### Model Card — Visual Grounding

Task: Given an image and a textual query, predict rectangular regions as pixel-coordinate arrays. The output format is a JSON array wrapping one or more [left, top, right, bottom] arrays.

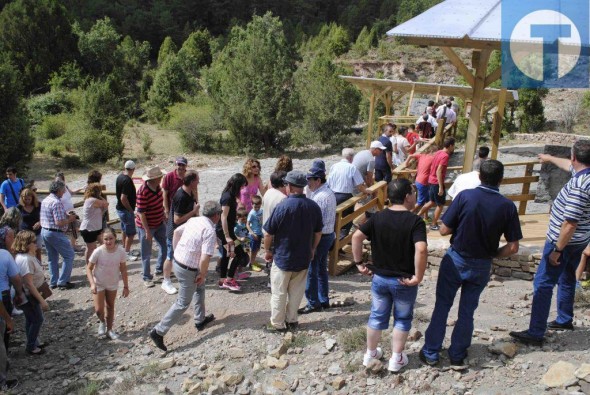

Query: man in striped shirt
[[136, 166, 168, 288], [149, 201, 220, 352], [511, 140, 590, 346]]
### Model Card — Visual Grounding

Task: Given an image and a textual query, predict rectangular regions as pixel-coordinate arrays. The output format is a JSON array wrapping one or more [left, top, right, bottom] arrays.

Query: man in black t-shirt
[[352, 179, 427, 373], [161, 171, 200, 295], [115, 160, 137, 257]]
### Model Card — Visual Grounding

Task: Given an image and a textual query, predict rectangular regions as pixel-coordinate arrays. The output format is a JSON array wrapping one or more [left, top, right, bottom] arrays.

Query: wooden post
[[435, 118, 445, 147], [384, 93, 392, 116], [435, 85, 441, 103], [519, 163, 534, 215], [406, 84, 416, 116], [491, 88, 507, 160], [367, 91, 376, 148], [462, 49, 491, 172]]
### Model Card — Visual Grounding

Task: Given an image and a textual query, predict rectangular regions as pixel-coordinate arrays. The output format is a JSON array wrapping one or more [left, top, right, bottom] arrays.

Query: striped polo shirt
[[135, 183, 165, 229], [547, 167, 590, 245]]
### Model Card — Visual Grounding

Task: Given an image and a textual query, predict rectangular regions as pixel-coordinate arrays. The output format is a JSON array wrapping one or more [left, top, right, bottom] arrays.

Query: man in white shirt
[[328, 148, 371, 239], [391, 127, 411, 165], [436, 100, 457, 126], [149, 201, 221, 352], [447, 159, 486, 200]]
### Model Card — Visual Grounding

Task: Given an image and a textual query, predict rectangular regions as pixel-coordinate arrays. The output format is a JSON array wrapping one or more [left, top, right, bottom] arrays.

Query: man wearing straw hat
[[136, 166, 168, 288]]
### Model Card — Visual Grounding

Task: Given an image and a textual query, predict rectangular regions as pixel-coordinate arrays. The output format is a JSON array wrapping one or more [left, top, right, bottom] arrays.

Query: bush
[[27, 90, 73, 126], [168, 102, 217, 152], [38, 114, 69, 139], [61, 154, 83, 168], [44, 139, 64, 158], [77, 129, 123, 163]]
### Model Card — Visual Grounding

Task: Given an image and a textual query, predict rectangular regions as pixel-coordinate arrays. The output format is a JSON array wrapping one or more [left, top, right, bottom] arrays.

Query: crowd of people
[[0, 119, 587, 388]]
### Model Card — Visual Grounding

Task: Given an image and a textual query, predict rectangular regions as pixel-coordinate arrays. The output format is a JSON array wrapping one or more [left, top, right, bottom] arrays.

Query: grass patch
[[77, 380, 103, 395], [140, 361, 161, 378], [338, 326, 366, 353], [289, 333, 312, 349]]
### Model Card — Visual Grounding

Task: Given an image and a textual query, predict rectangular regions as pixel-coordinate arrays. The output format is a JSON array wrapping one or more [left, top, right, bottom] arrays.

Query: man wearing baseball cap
[[263, 170, 323, 332], [163, 157, 189, 217], [115, 160, 137, 259], [352, 141, 386, 225]]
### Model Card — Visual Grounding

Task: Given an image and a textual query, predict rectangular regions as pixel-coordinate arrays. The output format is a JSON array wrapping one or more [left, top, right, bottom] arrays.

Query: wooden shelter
[[340, 76, 517, 161], [383, 0, 512, 171]]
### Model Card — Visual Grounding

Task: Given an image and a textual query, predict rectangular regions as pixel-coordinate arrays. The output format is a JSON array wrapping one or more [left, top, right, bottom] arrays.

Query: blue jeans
[[116, 210, 136, 236], [368, 274, 418, 331], [422, 247, 491, 362], [138, 223, 167, 281], [305, 232, 335, 308], [20, 298, 44, 352], [528, 241, 585, 338], [41, 229, 74, 286], [166, 237, 174, 261]]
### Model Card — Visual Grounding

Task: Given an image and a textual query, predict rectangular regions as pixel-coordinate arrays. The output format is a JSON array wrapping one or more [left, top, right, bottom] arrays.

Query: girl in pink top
[[239, 158, 266, 211], [86, 228, 129, 340]]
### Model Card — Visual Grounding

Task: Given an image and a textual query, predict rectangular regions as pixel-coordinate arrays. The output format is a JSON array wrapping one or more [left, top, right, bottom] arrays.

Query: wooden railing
[[395, 160, 539, 214], [36, 190, 120, 225], [328, 180, 388, 275]]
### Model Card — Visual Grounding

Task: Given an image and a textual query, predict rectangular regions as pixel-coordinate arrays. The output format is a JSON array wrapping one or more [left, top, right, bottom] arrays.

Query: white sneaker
[[11, 308, 23, 316], [388, 352, 409, 372], [98, 322, 107, 337], [161, 280, 178, 295], [363, 347, 384, 366], [107, 330, 119, 340], [126, 252, 138, 262]]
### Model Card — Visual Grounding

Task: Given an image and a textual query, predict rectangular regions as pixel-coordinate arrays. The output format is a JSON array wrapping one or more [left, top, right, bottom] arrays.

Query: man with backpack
[[0, 167, 25, 211]]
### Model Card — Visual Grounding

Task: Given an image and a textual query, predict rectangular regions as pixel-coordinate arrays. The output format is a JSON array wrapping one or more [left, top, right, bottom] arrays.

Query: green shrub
[[61, 154, 83, 168], [168, 102, 217, 152], [44, 139, 64, 158], [27, 91, 73, 126], [38, 114, 69, 139], [77, 130, 124, 163]]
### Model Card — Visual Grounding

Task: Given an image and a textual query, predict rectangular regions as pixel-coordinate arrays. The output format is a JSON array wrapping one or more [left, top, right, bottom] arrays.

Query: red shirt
[[162, 170, 184, 207], [135, 183, 165, 229], [414, 153, 435, 185], [427, 150, 450, 185], [406, 132, 420, 154]]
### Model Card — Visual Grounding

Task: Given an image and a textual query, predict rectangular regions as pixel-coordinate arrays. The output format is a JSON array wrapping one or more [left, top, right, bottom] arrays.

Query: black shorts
[[80, 229, 102, 243], [428, 184, 446, 206]]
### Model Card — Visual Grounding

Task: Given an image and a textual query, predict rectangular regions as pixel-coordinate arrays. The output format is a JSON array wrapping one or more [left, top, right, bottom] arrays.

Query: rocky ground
[[8, 246, 590, 395]]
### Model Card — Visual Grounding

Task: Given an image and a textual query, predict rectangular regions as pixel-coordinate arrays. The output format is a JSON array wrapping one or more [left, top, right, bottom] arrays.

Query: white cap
[[370, 141, 386, 150], [124, 160, 136, 170]]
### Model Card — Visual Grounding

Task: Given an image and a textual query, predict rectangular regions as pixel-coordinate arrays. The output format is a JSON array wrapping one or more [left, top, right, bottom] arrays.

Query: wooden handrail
[[328, 181, 388, 275]]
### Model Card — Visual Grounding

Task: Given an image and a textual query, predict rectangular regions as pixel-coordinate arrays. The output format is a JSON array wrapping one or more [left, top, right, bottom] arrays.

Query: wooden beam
[[491, 88, 507, 160], [367, 91, 376, 148], [484, 67, 502, 88], [440, 47, 475, 87], [391, 92, 406, 105], [406, 84, 416, 116], [394, 36, 501, 50], [435, 85, 441, 103], [463, 49, 492, 172]]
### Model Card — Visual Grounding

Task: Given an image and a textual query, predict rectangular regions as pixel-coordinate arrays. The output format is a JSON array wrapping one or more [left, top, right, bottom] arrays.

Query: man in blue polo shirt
[[0, 167, 25, 212], [263, 170, 323, 332], [511, 140, 590, 346], [420, 160, 522, 366]]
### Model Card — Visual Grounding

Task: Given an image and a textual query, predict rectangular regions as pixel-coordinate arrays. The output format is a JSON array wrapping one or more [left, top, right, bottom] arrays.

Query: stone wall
[[427, 248, 543, 281], [514, 132, 589, 146]]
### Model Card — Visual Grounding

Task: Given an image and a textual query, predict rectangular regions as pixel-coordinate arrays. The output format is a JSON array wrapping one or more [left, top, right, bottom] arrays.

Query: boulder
[[541, 361, 578, 388], [575, 363, 590, 381], [488, 342, 517, 358], [332, 377, 346, 390]]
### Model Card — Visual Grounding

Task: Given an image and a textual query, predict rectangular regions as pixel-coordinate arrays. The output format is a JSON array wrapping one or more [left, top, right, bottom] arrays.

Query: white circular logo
[[510, 10, 581, 81]]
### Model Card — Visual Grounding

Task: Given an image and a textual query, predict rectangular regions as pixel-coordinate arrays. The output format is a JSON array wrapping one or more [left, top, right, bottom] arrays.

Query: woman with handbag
[[80, 183, 109, 265], [13, 230, 48, 355]]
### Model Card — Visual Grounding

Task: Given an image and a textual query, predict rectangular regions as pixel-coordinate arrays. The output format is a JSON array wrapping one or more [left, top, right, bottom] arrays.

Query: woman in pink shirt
[[239, 158, 266, 211], [86, 228, 129, 340]]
